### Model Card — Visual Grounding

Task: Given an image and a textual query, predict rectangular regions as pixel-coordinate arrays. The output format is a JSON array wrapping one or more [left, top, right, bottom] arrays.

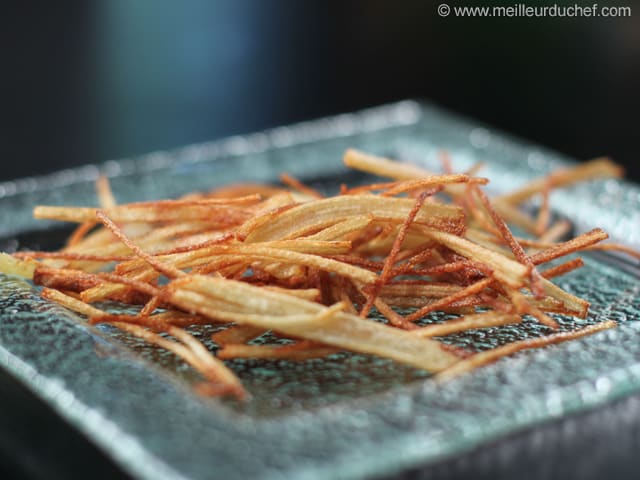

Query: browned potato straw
[[0, 148, 632, 399]]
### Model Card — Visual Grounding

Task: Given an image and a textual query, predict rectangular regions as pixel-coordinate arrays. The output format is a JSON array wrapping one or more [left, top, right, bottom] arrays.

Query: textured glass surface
[[0, 101, 639, 480]]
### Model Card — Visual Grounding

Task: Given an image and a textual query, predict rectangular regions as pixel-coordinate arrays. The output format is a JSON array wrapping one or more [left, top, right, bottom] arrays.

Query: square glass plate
[[1, 101, 639, 480]]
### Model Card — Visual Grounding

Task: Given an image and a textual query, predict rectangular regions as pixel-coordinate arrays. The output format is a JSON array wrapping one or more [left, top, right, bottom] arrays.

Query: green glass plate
[[0, 101, 639, 479]]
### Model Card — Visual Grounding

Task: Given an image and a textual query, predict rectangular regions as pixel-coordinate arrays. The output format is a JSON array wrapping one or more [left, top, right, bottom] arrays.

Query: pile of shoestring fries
[[1, 149, 637, 400]]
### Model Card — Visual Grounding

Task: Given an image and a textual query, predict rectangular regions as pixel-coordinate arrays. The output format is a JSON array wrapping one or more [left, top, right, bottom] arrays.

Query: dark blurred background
[[2, 0, 639, 182]]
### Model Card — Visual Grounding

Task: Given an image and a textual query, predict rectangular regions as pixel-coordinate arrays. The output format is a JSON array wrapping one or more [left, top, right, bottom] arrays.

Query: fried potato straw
[[1, 148, 634, 399]]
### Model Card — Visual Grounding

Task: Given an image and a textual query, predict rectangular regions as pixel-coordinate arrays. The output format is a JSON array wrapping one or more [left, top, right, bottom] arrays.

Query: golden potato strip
[[436, 320, 617, 381], [344, 149, 490, 208], [421, 228, 589, 317], [343, 149, 435, 180], [123, 194, 261, 207], [280, 173, 324, 199], [63, 226, 122, 261], [382, 175, 488, 196], [344, 174, 487, 196], [525, 295, 579, 314], [439, 150, 453, 173], [534, 179, 552, 235], [151, 241, 353, 270], [380, 283, 463, 298], [89, 311, 212, 328], [150, 232, 236, 257], [355, 227, 444, 256], [163, 245, 378, 284], [472, 185, 544, 297], [139, 295, 161, 316], [402, 259, 493, 278], [211, 325, 266, 345], [496, 157, 623, 205], [41, 287, 106, 317], [43, 288, 246, 398], [372, 298, 416, 330], [163, 290, 331, 325], [14, 251, 132, 262], [466, 227, 546, 251], [35, 265, 102, 292], [96, 175, 117, 208], [379, 296, 477, 311], [0, 253, 37, 279], [411, 312, 521, 337], [342, 149, 586, 238], [96, 210, 186, 279], [539, 220, 572, 243], [207, 183, 287, 198], [464, 228, 513, 255], [404, 277, 494, 322], [306, 216, 373, 241], [530, 228, 608, 264], [259, 240, 352, 255], [66, 221, 98, 247], [247, 192, 297, 214], [34, 204, 252, 224], [164, 276, 460, 372], [218, 341, 339, 361], [421, 228, 528, 288], [80, 239, 348, 303], [262, 286, 320, 301], [504, 288, 558, 329], [586, 243, 640, 260], [41, 265, 158, 304], [166, 326, 246, 399], [468, 226, 606, 257], [80, 270, 151, 304], [64, 222, 155, 254], [360, 191, 430, 318], [110, 321, 246, 399], [540, 258, 585, 279], [240, 195, 465, 242], [492, 201, 539, 235], [84, 241, 350, 297], [464, 162, 485, 176]]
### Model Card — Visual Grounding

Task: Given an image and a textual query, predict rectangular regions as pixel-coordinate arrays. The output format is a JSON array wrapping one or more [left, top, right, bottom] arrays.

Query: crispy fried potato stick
[[411, 312, 521, 338], [34, 201, 255, 224], [344, 174, 488, 196], [420, 228, 589, 317], [343, 149, 435, 180], [496, 158, 623, 205], [218, 341, 339, 361], [404, 277, 495, 323], [211, 325, 266, 346], [529, 228, 608, 264], [96, 210, 186, 279], [279, 173, 324, 199], [0, 253, 37, 279], [306, 216, 373, 241], [435, 320, 617, 381], [163, 276, 460, 372], [471, 185, 545, 298], [41, 288, 245, 399], [96, 175, 117, 209], [360, 191, 430, 318]]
